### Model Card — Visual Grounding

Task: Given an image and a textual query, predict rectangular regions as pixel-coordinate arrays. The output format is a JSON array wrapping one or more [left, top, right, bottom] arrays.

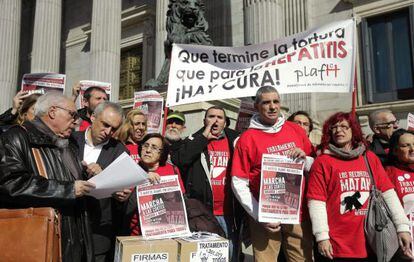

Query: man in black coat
[[74, 101, 129, 262], [72, 101, 129, 262], [0, 92, 96, 262], [171, 106, 241, 261], [368, 109, 399, 165]]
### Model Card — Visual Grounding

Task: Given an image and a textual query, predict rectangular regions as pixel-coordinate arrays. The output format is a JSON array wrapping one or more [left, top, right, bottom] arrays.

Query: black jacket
[[171, 127, 239, 211], [72, 131, 127, 256], [369, 134, 389, 166], [0, 122, 94, 262], [0, 108, 17, 134]]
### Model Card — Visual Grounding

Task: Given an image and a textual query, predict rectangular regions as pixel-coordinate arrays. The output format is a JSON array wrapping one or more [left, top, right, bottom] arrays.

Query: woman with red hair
[[307, 112, 412, 261]]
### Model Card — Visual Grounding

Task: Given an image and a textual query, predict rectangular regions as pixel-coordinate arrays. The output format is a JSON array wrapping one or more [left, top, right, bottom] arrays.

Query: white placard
[[167, 19, 356, 106]]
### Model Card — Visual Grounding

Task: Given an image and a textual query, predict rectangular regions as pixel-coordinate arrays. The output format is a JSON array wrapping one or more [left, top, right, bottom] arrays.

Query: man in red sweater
[[72, 84, 108, 131], [231, 86, 313, 261]]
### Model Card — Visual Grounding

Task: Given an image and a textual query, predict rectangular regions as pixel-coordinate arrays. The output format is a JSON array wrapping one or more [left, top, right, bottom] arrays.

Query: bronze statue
[[145, 0, 213, 89]]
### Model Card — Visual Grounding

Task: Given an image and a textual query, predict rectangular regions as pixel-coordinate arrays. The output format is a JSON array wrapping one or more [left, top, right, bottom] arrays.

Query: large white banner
[[167, 19, 356, 107]]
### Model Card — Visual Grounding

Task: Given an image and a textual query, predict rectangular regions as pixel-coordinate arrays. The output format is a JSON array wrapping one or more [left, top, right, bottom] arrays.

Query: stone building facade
[[0, 0, 413, 139]]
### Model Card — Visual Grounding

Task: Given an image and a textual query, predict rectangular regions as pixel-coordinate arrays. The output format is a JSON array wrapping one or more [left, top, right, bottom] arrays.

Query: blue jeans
[[215, 215, 239, 262]]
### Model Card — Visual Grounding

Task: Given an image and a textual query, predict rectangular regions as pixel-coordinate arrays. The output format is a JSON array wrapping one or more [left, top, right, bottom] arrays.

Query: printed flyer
[[21, 73, 66, 94], [134, 90, 164, 133], [258, 154, 304, 224], [137, 175, 190, 239], [235, 98, 256, 133], [407, 113, 414, 131]]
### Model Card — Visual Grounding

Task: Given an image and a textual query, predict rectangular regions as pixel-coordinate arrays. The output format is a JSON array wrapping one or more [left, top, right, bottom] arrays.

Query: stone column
[[31, 0, 62, 73], [90, 0, 121, 101], [154, 0, 169, 76], [0, 0, 21, 112], [244, 0, 283, 45]]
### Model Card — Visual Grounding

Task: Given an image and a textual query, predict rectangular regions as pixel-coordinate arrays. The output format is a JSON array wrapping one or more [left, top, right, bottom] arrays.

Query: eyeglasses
[[375, 120, 399, 129], [54, 106, 79, 121], [330, 125, 350, 132], [142, 143, 162, 153]]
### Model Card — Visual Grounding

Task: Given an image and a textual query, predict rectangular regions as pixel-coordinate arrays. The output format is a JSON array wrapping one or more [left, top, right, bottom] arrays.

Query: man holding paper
[[73, 101, 128, 262], [231, 86, 313, 261], [0, 92, 95, 261]]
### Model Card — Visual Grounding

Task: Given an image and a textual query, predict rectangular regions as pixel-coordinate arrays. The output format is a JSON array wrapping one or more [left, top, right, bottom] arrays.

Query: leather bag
[[363, 153, 399, 262], [0, 148, 62, 262]]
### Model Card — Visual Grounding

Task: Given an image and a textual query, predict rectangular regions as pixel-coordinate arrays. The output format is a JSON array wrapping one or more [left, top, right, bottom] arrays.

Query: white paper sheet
[[87, 152, 148, 199]]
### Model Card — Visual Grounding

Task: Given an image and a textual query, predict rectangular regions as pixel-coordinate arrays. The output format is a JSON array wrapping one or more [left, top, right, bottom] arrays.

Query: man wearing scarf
[[231, 86, 313, 261], [171, 106, 241, 261], [368, 109, 399, 166], [0, 92, 95, 262]]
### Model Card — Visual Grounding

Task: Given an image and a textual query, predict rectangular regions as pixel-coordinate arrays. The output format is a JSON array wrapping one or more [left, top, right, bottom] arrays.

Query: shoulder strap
[[363, 152, 376, 191], [32, 148, 48, 179], [19, 124, 48, 179]]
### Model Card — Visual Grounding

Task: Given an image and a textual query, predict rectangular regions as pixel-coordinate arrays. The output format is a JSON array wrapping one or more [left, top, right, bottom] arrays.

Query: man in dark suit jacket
[[73, 101, 129, 262]]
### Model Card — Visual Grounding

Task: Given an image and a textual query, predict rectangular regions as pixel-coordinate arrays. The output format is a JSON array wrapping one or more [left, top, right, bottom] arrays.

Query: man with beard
[[73, 84, 108, 131], [165, 110, 186, 145], [171, 106, 240, 261], [0, 92, 96, 261]]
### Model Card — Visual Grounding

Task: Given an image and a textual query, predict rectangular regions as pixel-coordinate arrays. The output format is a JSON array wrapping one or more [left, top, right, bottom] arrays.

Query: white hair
[[34, 91, 71, 117], [93, 101, 123, 118], [368, 109, 393, 129]]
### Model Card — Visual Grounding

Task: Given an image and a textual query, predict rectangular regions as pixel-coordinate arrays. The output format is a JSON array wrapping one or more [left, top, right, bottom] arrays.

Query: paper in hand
[[87, 152, 148, 199]]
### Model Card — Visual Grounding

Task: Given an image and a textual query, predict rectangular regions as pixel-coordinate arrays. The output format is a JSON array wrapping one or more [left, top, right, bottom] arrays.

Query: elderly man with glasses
[[0, 91, 96, 261], [369, 109, 399, 165]]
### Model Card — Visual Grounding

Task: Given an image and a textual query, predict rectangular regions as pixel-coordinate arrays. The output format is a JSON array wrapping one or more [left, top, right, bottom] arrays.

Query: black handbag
[[184, 197, 226, 237], [363, 153, 399, 262]]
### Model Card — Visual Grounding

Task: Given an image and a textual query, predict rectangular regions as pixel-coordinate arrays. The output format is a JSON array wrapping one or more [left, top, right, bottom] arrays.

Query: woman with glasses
[[124, 133, 185, 236], [307, 112, 412, 261], [386, 129, 414, 259], [116, 109, 147, 163]]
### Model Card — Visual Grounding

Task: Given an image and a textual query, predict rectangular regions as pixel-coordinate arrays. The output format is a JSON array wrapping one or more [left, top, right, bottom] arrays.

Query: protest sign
[[137, 175, 190, 239], [235, 98, 256, 132], [258, 154, 305, 224], [134, 91, 164, 134], [21, 73, 66, 94], [167, 19, 355, 107], [76, 80, 111, 109], [407, 113, 414, 131]]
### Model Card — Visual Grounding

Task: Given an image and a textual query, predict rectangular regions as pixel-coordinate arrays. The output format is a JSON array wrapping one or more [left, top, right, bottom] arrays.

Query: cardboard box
[[114, 236, 178, 262], [176, 233, 229, 262]]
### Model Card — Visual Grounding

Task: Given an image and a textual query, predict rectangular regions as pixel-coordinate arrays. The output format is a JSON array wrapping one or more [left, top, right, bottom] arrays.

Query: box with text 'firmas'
[[114, 236, 179, 262], [175, 233, 229, 262]]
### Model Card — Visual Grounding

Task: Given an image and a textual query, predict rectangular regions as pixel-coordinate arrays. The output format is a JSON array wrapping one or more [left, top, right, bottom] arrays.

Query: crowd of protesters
[[0, 84, 413, 262]]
